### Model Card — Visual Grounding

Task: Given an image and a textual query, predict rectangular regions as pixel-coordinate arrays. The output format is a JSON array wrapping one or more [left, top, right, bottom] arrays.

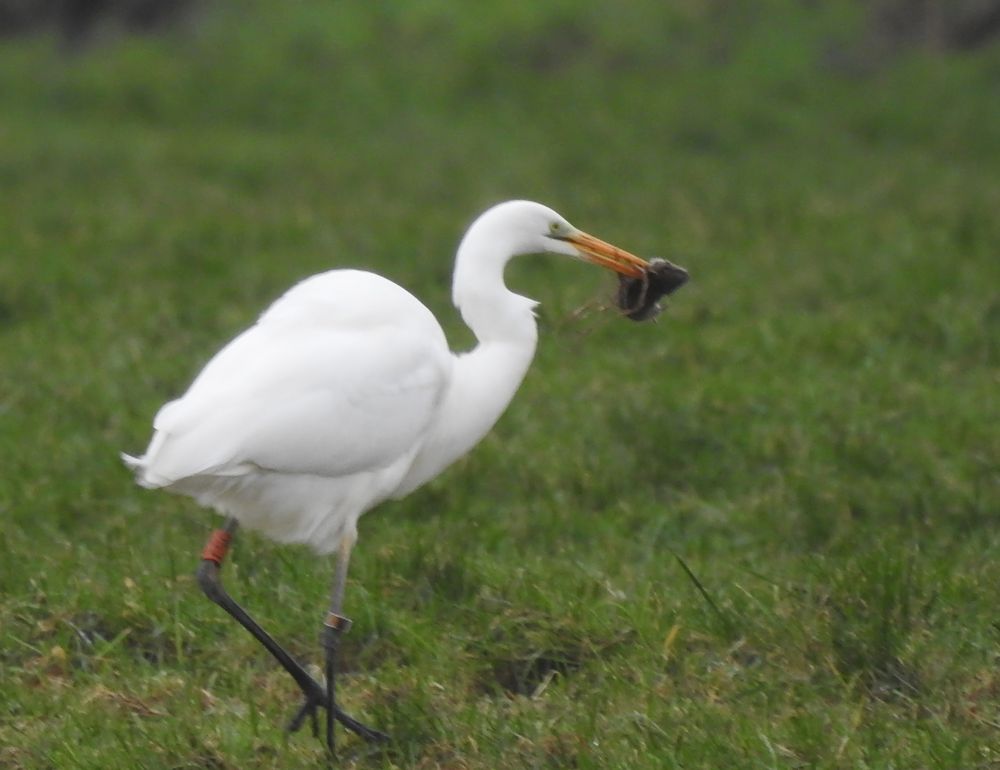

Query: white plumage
[[125, 270, 450, 551], [124, 200, 650, 555]]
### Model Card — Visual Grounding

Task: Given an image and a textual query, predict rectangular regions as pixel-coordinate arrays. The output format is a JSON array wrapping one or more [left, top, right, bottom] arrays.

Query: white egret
[[123, 199, 687, 753]]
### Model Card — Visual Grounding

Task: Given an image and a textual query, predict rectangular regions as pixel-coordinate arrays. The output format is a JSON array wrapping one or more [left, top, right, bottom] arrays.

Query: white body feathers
[[123, 202, 581, 554]]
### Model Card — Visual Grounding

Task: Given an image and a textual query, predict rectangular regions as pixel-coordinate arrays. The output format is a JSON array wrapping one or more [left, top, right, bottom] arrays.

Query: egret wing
[[135, 270, 452, 486]]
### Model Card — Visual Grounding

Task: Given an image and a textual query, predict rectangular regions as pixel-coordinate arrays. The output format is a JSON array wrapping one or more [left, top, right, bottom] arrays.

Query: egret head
[[463, 200, 650, 278], [453, 200, 675, 338]]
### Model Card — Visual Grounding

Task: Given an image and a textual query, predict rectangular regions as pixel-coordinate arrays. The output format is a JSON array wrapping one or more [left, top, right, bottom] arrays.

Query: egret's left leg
[[284, 531, 380, 755], [323, 532, 356, 755]]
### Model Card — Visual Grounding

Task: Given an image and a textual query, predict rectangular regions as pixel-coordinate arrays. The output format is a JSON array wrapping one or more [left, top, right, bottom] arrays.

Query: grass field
[[1, 2, 998, 767]]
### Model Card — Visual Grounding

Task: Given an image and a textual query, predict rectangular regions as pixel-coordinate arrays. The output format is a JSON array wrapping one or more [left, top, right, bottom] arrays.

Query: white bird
[[123, 200, 661, 753]]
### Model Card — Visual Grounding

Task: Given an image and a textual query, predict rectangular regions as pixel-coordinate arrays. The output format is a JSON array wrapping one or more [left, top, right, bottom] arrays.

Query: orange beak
[[564, 231, 649, 278]]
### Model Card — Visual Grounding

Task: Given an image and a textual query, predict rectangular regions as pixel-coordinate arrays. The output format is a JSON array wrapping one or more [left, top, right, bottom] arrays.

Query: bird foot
[[286, 690, 389, 744]]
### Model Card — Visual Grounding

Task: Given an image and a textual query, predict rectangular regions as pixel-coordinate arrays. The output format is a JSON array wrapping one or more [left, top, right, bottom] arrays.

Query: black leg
[[324, 623, 338, 754], [320, 533, 360, 754], [196, 519, 387, 745]]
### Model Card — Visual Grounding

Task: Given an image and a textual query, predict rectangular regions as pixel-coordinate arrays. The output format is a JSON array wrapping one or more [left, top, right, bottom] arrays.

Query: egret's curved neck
[[452, 229, 538, 346], [394, 231, 538, 497], [445, 228, 540, 453]]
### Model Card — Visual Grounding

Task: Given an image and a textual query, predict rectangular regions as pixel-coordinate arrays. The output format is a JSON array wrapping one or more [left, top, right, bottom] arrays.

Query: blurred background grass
[[1, 1, 998, 768]]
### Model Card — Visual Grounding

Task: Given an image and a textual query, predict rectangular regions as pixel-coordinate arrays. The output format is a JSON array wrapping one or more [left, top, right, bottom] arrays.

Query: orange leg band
[[201, 529, 233, 565]]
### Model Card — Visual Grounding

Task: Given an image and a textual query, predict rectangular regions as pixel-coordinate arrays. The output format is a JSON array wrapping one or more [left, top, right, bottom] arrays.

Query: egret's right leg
[[195, 517, 385, 744]]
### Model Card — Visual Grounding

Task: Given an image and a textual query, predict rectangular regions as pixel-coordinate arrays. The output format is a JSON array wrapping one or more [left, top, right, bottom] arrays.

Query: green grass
[[1, 1, 998, 767]]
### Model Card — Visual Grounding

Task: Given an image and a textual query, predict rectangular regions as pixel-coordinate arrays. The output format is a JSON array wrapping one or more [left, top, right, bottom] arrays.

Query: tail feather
[[121, 451, 142, 470], [120, 451, 170, 489]]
